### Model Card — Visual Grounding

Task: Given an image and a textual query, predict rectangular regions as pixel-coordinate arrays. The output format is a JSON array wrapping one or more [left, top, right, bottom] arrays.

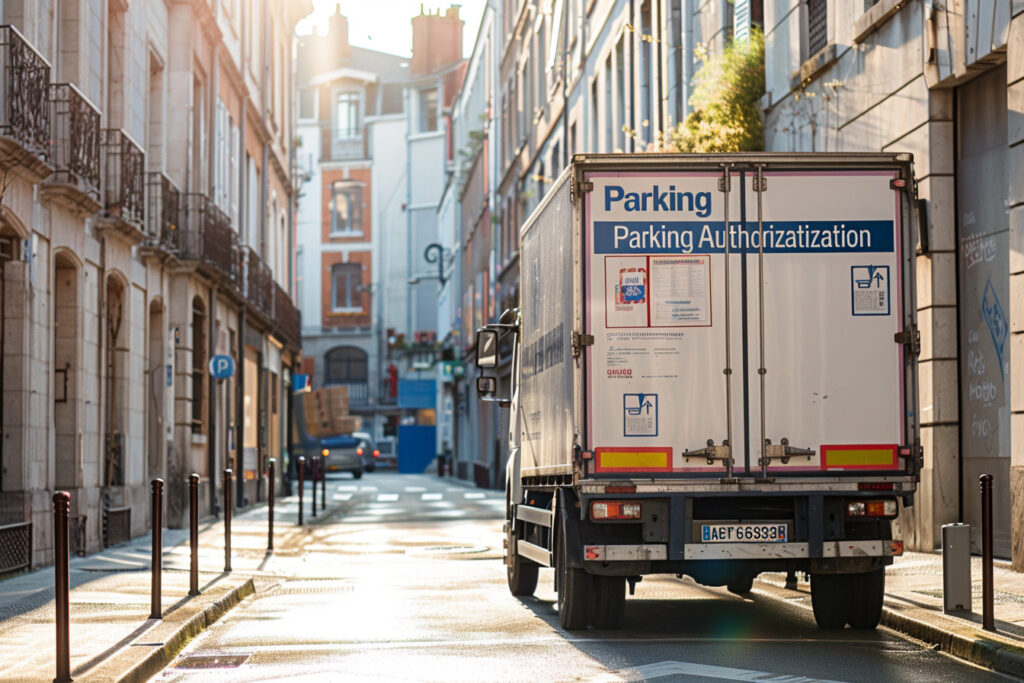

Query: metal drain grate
[[174, 654, 249, 669]]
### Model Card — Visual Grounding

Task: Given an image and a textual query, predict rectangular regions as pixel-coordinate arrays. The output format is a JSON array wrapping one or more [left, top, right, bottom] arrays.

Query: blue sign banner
[[398, 379, 436, 410], [593, 220, 895, 254], [209, 354, 235, 379]]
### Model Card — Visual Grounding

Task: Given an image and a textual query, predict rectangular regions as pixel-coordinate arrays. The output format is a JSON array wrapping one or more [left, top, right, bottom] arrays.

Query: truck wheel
[[352, 470, 363, 480], [589, 576, 626, 629], [847, 569, 885, 629], [507, 551, 539, 596], [810, 573, 851, 629], [556, 523, 591, 630]]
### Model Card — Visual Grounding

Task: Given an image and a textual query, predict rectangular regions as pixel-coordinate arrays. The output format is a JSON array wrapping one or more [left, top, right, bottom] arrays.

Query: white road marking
[[421, 493, 443, 501], [332, 493, 353, 501], [463, 492, 485, 499], [405, 486, 427, 492], [337, 485, 358, 491], [376, 493, 399, 502], [611, 660, 846, 683], [359, 486, 378, 492]]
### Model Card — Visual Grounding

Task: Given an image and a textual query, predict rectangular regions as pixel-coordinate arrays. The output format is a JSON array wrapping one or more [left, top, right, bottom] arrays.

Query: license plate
[[700, 523, 788, 543]]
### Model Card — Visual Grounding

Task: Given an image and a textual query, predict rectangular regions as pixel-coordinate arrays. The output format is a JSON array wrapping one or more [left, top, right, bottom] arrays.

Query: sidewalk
[[759, 551, 1024, 678], [0, 484, 340, 683]]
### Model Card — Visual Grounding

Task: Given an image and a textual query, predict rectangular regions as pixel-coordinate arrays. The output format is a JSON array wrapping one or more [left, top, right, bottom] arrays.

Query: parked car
[[353, 431, 380, 472], [319, 434, 364, 479]]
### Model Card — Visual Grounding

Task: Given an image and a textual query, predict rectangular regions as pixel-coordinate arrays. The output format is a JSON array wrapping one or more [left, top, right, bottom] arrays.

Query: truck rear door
[[582, 158, 915, 477]]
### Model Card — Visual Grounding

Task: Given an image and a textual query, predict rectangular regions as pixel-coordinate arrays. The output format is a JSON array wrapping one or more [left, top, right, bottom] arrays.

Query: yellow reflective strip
[[600, 451, 669, 469], [825, 448, 892, 466]]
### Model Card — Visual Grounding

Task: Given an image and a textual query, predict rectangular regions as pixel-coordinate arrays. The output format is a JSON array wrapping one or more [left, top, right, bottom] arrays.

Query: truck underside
[[504, 480, 906, 631]]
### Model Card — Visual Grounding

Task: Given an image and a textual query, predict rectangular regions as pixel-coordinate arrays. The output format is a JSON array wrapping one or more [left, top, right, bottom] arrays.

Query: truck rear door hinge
[[894, 326, 921, 355], [571, 178, 593, 202], [571, 331, 594, 359]]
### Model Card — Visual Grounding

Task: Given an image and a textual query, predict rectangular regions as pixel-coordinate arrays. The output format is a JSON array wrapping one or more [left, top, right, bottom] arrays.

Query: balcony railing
[[274, 283, 301, 348], [245, 247, 273, 318], [101, 128, 145, 227], [144, 172, 180, 253], [180, 193, 238, 284], [50, 83, 100, 199], [0, 25, 49, 159]]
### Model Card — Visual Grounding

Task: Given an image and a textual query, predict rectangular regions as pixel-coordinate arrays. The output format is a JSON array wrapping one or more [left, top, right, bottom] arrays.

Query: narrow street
[[154, 473, 1003, 682]]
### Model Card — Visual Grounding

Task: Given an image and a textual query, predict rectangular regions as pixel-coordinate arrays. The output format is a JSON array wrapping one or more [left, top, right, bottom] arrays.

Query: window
[[615, 36, 626, 151], [335, 92, 360, 140], [603, 57, 612, 152], [807, 0, 827, 56], [331, 263, 362, 312], [330, 182, 363, 235], [299, 89, 316, 120], [418, 88, 438, 132], [324, 346, 368, 384]]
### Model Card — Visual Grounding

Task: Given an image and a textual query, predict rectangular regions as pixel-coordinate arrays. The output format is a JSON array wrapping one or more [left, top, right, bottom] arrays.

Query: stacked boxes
[[301, 386, 360, 437]]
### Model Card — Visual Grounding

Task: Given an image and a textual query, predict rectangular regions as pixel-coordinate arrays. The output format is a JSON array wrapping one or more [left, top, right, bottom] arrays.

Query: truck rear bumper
[[580, 540, 900, 563]]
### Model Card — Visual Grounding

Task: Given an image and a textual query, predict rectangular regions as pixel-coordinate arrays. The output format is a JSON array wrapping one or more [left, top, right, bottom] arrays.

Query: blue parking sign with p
[[209, 354, 235, 379]]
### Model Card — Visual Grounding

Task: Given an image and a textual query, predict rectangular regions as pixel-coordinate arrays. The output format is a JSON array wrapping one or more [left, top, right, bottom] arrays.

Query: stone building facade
[[0, 0, 306, 570]]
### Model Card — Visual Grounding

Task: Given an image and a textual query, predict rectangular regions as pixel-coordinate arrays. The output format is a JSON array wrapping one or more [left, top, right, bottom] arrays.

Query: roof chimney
[[410, 5, 463, 76], [328, 5, 351, 63]]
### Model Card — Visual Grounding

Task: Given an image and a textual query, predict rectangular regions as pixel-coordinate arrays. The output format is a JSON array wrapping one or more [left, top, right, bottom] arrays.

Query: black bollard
[[224, 468, 233, 572], [189, 474, 200, 596], [981, 473, 995, 631], [311, 456, 318, 519], [320, 457, 326, 512], [53, 491, 72, 683], [150, 479, 164, 619], [268, 458, 276, 551], [298, 456, 305, 526]]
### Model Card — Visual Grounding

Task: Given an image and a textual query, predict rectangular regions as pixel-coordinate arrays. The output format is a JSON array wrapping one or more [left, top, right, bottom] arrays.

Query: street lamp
[[422, 242, 448, 287]]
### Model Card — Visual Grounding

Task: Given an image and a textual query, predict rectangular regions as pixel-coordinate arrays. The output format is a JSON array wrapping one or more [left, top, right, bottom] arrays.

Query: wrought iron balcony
[[144, 172, 180, 254], [179, 193, 239, 284], [48, 83, 101, 208], [245, 247, 273, 318], [100, 128, 145, 229], [0, 25, 50, 178], [274, 282, 301, 348]]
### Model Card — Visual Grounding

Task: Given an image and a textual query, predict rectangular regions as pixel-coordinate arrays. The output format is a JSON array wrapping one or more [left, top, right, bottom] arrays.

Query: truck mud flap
[[557, 489, 585, 569]]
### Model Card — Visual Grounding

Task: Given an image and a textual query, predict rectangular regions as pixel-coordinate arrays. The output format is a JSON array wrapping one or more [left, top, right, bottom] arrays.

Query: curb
[[880, 606, 1024, 678], [115, 577, 256, 683]]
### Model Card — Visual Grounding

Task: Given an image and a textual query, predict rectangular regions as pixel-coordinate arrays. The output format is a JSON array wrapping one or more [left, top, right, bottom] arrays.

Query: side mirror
[[476, 329, 499, 368], [477, 376, 496, 396]]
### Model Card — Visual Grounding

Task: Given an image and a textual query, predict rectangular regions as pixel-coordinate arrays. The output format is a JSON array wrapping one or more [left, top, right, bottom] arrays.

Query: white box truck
[[475, 153, 920, 631]]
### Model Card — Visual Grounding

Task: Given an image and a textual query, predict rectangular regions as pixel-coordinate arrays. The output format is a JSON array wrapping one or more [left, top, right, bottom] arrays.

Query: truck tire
[[352, 470, 363, 480], [589, 576, 626, 629], [507, 551, 539, 596], [847, 569, 885, 629], [557, 521, 591, 630], [810, 573, 851, 629]]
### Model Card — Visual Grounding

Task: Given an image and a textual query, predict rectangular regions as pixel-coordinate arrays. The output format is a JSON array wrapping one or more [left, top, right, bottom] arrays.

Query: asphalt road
[[155, 472, 1005, 682]]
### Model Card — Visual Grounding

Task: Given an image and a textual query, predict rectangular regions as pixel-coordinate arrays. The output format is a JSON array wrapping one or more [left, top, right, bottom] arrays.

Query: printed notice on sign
[[650, 256, 710, 326], [850, 265, 890, 316], [604, 255, 711, 328]]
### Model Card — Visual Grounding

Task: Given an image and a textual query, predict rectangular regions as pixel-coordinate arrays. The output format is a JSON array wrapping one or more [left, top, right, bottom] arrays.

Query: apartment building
[[295, 7, 463, 463], [0, 0, 306, 571]]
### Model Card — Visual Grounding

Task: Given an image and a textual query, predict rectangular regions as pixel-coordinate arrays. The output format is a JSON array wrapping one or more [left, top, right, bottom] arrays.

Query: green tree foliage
[[665, 29, 765, 153]]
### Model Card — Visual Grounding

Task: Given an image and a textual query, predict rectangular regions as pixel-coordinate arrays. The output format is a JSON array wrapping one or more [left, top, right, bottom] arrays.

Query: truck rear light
[[858, 482, 894, 491], [591, 501, 642, 520], [604, 485, 636, 494], [357, 448, 364, 456], [846, 499, 897, 518], [321, 449, 329, 457], [889, 540, 904, 556], [373, 449, 380, 458]]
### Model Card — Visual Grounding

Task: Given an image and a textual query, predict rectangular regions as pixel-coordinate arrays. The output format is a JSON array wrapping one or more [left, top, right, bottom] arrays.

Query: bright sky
[[296, 0, 487, 59]]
